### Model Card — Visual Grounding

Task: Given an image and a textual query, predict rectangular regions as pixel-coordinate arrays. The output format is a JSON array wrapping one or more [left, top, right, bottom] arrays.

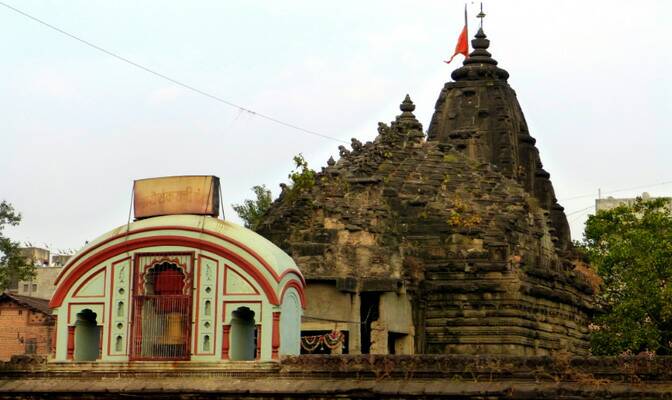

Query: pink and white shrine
[[49, 176, 305, 362]]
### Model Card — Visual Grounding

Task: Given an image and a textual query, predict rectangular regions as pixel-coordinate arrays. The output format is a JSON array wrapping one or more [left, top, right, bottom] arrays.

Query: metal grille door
[[131, 295, 191, 360], [130, 260, 192, 361]]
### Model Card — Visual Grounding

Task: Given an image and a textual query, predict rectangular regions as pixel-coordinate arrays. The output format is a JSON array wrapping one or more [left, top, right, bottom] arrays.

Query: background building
[[0, 293, 54, 361], [19, 247, 50, 267], [595, 192, 672, 212], [16, 266, 63, 300], [13, 249, 70, 300]]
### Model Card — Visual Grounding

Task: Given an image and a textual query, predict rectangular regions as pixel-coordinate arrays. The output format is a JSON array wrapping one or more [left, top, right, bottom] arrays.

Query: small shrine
[[49, 176, 305, 362]]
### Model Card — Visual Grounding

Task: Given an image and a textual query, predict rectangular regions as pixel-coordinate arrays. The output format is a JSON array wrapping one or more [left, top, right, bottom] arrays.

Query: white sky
[[1, 1, 671, 252]]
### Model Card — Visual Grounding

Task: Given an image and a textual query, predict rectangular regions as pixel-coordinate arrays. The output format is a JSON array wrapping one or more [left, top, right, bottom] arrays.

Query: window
[[23, 284, 29, 292], [25, 338, 37, 354], [31, 284, 37, 292]]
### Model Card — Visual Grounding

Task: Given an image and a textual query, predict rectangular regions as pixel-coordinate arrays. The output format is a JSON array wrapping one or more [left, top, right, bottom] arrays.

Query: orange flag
[[445, 7, 469, 64]]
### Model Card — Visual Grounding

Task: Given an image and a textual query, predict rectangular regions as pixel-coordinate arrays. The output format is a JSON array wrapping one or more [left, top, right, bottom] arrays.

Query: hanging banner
[[134, 175, 220, 219]]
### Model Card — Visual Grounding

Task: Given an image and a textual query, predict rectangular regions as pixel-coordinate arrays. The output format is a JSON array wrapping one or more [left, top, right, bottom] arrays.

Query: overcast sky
[[1, 1, 671, 252]]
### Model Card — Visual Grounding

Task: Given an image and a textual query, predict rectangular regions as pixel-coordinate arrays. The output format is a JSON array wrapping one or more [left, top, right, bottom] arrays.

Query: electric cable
[[560, 180, 672, 202], [0, 1, 348, 144]]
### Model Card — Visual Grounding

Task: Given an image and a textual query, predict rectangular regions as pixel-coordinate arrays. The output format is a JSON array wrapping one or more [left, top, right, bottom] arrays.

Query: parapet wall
[[2, 355, 672, 399]]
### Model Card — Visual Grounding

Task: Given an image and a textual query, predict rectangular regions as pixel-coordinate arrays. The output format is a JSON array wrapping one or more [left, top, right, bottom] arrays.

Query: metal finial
[[477, 2, 486, 29]]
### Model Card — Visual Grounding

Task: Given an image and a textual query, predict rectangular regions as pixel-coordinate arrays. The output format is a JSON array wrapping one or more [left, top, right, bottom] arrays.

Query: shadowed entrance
[[131, 261, 191, 360]]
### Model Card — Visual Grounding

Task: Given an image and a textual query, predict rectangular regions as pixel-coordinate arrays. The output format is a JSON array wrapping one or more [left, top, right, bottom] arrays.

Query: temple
[[33, 26, 594, 365], [48, 176, 305, 362], [257, 28, 595, 356]]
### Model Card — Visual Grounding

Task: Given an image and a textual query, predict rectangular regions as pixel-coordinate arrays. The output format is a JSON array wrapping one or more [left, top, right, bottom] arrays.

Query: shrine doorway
[[229, 307, 256, 360], [74, 309, 99, 361], [131, 261, 192, 360]]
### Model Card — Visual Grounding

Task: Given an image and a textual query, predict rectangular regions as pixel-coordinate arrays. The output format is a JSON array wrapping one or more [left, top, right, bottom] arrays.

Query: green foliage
[[231, 185, 273, 231], [232, 154, 316, 230], [0, 201, 33, 291], [288, 153, 316, 193], [442, 153, 458, 163], [581, 198, 672, 355]]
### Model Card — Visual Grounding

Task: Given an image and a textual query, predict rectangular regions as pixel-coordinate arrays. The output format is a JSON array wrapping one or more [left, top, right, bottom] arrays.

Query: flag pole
[[464, 4, 469, 55], [444, 4, 471, 64]]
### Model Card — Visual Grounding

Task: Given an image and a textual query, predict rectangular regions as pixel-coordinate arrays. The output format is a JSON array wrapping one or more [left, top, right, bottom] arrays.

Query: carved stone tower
[[258, 28, 595, 356], [428, 28, 571, 255]]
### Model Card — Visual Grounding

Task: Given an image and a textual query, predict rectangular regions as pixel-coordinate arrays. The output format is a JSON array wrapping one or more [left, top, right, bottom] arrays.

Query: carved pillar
[[66, 326, 75, 360], [97, 327, 103, 359], [271, 312, 280, 359], [221, 325, 230, 360], [256, 325, 262, 360]]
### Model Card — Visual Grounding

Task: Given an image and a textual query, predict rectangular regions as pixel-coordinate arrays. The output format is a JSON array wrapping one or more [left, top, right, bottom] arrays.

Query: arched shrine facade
[[49, 215, 305, 362]]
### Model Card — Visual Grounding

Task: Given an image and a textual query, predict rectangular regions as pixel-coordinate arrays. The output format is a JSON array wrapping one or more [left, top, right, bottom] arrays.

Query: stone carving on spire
[[451, 28, 509, 82], [391, 95, 424, 142]]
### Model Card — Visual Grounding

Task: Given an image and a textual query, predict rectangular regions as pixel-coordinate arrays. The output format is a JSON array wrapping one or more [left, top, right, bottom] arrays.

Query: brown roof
[[0, 292, 51, 315]]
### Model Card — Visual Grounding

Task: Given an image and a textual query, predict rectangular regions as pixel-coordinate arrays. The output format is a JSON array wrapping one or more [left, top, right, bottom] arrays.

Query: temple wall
[[2, 355, 672, 399], [279, 288, 301, 355], [51, 240, 303, 362], [300, 282, 359, 354]]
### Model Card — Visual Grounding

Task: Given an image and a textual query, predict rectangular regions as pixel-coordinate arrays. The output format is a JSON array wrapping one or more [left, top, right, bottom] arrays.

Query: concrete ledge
[[2, 355, 672, 399]]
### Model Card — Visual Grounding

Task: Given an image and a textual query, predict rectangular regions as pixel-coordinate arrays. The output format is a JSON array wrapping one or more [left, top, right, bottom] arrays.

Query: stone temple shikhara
[[49, 176, 305, 362], [257, 27, 596, 356]]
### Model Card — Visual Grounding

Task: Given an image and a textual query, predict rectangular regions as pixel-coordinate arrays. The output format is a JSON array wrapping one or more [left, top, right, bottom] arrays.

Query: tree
[[232, 154, 316, 230], [232, 185, 273, 230], [287, 153, 316, 193], [581, 197, 672, 355], [0, 201, 33, 291]]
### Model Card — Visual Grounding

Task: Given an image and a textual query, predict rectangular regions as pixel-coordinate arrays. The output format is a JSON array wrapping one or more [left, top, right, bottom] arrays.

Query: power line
[[0, 1, 348, 144], [560, 180, 672, 202], [565, 180, 672, 224], [568, 208, 593, 225], [565, 204, 594, 217], [302, 315, 363, 325]]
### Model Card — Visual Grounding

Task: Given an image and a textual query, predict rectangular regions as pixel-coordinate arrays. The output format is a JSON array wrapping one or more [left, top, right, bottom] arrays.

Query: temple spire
[[450, 25, 509, 81], [400, 94, 415, 113], [476, 2, 486, 29], [393, 94, 423, 137], [464, 27, 497, 66]]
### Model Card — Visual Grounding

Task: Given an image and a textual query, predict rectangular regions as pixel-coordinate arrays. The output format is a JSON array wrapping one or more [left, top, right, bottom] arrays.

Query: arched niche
[[144, 261, 187, 295], [229, 307, 256, 361], [74, 309, 99, 361], [134, 260, 191, 360], [280, 289, 302, 355]]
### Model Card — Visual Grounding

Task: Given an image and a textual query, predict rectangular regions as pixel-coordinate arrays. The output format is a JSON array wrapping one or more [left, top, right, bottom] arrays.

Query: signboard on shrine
[[134, 175, 220, 219]]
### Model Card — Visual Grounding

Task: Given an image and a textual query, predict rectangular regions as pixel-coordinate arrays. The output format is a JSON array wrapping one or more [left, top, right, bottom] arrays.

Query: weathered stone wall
[[2, 355, 672, 399], [301, 282, 361, 353], [258, 97, 594, 356], [257, 28, 595, 357]]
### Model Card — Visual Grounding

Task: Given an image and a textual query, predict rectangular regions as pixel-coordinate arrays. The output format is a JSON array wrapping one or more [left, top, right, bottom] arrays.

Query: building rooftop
[[0, 292, 52, 315]]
